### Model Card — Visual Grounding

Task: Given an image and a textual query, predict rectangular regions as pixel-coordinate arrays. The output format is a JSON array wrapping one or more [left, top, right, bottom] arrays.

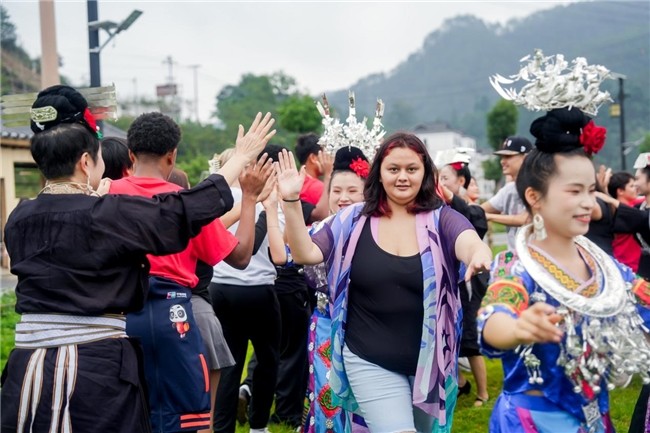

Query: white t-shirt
[[211, 187, 278, 286], [487, 182, 525, 250]]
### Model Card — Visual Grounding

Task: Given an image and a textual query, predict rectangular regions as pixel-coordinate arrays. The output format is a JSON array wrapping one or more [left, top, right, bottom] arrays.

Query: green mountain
[[325, 1, 649, 168]]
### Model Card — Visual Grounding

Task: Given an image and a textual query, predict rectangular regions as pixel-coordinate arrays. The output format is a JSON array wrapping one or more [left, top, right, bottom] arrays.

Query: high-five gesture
[[275, 149, 305, 201], [240, 153, 275, 200], [218, 112, 276, 186], [235, 112, 276, 162]]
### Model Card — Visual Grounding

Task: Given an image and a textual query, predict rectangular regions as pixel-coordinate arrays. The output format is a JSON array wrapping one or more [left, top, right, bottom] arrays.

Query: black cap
[[493, 136, 533, 156]]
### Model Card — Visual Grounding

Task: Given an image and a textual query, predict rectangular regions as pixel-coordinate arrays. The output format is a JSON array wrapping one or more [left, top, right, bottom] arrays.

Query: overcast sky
[[4, 1, 576, 123]]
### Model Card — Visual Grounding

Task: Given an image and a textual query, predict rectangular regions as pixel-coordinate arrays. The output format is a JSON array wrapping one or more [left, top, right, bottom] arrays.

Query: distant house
[[0, 121, 126, 268], [412, 121, 494, 200], [413, 121, 477, 155]]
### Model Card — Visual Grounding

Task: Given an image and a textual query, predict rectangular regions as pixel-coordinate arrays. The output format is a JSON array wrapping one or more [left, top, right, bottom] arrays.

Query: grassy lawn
[[1, 291, 19, 372], [1, 290, 642, 432]]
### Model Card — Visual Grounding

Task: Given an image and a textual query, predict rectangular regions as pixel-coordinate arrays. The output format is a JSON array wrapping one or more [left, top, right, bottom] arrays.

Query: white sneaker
[[249, 428, 272, 433], [458, 357, 471, 372]]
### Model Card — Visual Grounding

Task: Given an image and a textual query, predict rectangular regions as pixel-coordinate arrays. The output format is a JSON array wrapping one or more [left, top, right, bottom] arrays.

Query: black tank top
[[345, 219, 424, 375]]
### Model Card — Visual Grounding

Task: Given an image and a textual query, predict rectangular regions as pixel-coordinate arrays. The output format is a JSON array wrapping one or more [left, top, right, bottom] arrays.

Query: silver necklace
[[515, 225, 626, 317], [514, 224, 650, 402]]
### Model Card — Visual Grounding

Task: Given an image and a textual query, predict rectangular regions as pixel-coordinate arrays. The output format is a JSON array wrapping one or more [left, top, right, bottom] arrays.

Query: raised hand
[[275, 149, 305, 201], [257, 170, 278, 204], [513, 302, 564, 345], [262, 182, 279, 210], [235, 112, 276, 163], [317, 150, 334, 178], [240, 153, 274, 199]]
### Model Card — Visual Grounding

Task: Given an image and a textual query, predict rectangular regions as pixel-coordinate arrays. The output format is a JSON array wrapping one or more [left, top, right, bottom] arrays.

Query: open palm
[[276, 149, 305, 200]]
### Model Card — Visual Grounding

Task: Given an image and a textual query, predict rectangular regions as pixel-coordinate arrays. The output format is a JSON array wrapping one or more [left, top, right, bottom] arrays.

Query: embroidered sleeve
[[615, 261, 650, 330], [477, 251, 531, 358], [630, 279, 650, 329], [480, 250, 530, 315], [631, 279, 650, 308]]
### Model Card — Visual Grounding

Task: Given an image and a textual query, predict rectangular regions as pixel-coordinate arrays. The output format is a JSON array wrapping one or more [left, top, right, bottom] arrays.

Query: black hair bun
[[530, 107, 591, 153], [30, 85, 88, 134], [333, 146, 368, 172]]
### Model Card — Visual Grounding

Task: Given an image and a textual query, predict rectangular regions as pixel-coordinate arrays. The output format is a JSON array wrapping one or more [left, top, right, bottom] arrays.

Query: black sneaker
[[237, 386, 251, 425]]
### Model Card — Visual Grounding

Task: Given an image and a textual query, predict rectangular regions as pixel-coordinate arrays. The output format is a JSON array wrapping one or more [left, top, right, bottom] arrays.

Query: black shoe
[[458, 380, 472, 396], [237, 386, 250, 425]]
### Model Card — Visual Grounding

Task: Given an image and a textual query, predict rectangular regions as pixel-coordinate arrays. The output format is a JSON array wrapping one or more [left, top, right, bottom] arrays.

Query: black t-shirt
[[345, 220, 424, 376]]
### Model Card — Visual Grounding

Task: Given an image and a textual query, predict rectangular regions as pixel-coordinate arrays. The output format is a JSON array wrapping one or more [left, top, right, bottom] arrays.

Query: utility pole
[[189, 65, 201, 123], [163, 56, 175, 84]]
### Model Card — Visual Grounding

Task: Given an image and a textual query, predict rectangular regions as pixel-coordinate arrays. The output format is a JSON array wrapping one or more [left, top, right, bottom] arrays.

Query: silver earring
[[533, 213, 547, 241]]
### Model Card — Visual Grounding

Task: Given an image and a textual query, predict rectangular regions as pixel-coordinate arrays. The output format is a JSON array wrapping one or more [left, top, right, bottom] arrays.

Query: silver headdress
[[489, 49, 612, 116], [0, 84, 118, 127], [316, 91, 385, 161]]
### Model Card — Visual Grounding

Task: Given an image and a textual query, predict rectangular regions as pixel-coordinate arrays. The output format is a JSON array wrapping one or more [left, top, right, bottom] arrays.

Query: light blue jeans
[[342, 344, 434, 433]]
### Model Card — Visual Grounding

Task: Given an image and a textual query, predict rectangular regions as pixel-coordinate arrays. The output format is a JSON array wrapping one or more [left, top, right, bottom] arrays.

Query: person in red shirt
[[295, 133, 324, 205], [109, 112, 274, 433], [608, 171, 642, 271]]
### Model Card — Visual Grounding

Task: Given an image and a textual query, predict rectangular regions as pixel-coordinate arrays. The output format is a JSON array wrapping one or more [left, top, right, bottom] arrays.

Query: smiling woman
[[277, 131, 493, 432], [479, 52, 650, 433]]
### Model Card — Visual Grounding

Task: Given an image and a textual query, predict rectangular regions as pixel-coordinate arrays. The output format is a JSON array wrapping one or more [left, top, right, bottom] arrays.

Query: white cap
[[633, 153, 650, 169]]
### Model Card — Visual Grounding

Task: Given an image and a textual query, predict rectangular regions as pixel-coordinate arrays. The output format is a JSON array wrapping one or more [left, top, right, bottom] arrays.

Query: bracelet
[[282, 197, 300, 203]]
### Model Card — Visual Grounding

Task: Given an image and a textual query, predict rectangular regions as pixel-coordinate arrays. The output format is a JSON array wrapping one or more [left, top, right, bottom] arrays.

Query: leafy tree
[[277, 95, 321, 133], [637, 132, 650, 154], [215, 72, 291, 137], [1, 6, 17, 50], [483, 99, 518, 183], [214, 72, 317, 148], [482, 159, 503, 183], [486, 100, 518, 151], [176, 154, 212, 186]]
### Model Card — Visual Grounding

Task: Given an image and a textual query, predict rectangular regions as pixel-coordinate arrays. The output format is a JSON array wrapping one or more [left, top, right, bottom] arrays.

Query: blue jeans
[[342, 344, 434, 432]]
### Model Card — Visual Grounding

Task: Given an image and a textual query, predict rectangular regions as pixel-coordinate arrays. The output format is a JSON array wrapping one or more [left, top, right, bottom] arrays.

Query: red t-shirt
[[612, 198, 642, 272], [300, 174, 324, 206], [109, 176, 238, 288]]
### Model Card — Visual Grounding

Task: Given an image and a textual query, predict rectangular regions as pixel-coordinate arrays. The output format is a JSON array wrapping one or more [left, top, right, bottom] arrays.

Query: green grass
[[489, 222, 507, 234], [0, 291, 642, 432], [1, 291, 19, 372]]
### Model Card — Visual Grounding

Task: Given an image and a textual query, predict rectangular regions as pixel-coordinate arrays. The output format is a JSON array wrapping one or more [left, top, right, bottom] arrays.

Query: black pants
[[209, 283, 281, 433], [629, 384, 649, 433], [1, 339, 151, 433], [243, 286, 311, 427]]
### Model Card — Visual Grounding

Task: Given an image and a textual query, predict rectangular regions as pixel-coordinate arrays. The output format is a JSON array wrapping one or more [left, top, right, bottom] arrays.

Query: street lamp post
[[609, 72, 627, 170], [86, 1, 142, 87], [87, 1, 100, 87]]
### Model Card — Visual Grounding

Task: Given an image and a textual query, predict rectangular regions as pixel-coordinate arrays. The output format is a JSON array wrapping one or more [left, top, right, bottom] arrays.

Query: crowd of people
[[2, 49, 650, 433]]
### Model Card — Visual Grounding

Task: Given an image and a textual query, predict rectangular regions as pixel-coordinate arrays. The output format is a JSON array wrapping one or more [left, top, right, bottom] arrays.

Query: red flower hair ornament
[[580, 120, 606, 155], [449, 162, 465, 171], [349, 157, 370, 178]]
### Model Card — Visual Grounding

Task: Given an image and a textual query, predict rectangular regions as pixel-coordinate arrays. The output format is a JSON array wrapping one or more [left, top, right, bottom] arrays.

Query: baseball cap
[[493, 136, 533, 156]]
